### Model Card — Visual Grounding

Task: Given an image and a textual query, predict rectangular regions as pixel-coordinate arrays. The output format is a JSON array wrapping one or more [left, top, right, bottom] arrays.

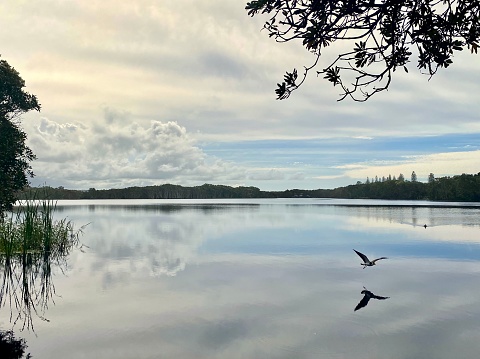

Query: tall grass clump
[[1, 198, 83, 257], [0, 196, 86, 331]]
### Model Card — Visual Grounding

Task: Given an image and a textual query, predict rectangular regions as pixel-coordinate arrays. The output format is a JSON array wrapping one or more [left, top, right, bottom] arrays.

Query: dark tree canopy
[[0, 330, 30, 359], [0, 60, 40, 119], [246, 0, 480, 101], [20, 172, 480, 201], [0, 57, 40, 215], [0, 120, 36, 214]]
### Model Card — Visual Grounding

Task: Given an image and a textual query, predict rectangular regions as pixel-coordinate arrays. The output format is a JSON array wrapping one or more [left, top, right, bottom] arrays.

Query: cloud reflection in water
[[19, 200, 480, 359]]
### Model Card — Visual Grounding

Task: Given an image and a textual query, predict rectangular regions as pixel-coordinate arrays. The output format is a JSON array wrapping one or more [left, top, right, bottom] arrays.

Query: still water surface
[[4, 198, 480, 358]]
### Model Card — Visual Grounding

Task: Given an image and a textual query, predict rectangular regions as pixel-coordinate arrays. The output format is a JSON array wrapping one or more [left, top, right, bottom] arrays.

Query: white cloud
[[25, 114, 246, 189], [2, 0, 480, 190], [352, 136, 374, 140], [247, 169, 286, 181], [313, 174, 346, 180], [3, 0, 477, 142]]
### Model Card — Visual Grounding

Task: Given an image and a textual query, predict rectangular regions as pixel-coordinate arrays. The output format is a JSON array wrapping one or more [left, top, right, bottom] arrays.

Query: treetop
[[0, 58, 40, 120]]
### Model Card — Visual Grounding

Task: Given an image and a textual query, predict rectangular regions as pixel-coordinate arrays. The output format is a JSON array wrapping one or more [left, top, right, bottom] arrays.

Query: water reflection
[[16, 199, 480, 359], [354, 287, 390, 311], [0, 226, 85, 331], [340, 204, 480, 231], [47, 200, 480, 281], [1, 250, 61, 330], [0, 329, 31, 358]]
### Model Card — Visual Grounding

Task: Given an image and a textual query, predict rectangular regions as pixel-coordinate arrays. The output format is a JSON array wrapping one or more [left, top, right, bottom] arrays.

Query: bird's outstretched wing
[[353, 249, 370, 263], [354, 295, 370, 311], [372, 256, 388, 263], [355, 287, 390, 311]]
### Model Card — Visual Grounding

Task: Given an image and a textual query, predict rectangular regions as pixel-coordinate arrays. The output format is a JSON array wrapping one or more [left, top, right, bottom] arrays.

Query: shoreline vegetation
[[21, 172, 480, 202], [0, 198, 86, 331]]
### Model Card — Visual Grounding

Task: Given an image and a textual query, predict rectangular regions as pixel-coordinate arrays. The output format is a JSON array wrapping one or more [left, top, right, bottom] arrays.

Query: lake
[[3, 198, 480, 358]]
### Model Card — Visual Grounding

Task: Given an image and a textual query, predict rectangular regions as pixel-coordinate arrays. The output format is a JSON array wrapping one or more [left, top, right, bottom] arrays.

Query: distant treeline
[[22, 184, 269, 200], [21, 172, 480, 202], [326, 173, 480, 201]]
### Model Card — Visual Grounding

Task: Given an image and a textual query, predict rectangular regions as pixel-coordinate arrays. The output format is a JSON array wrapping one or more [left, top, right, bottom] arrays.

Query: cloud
[[25, 113, 246, 189], [247, 169, 286, 181], [2, 0, 480, 191], [312, 174, 345, 180], [353, 136, 374, 140]]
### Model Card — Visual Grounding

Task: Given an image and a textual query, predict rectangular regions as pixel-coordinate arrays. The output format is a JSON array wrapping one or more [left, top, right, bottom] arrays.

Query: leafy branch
[[246, 0, 480, 101]]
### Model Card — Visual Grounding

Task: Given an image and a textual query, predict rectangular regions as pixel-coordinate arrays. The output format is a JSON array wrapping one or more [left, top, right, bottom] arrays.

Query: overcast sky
[[2, 1, 479, 190]]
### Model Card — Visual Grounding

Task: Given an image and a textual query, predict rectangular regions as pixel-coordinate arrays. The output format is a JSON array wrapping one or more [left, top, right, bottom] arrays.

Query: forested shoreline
[[20, 172, 480, 202]]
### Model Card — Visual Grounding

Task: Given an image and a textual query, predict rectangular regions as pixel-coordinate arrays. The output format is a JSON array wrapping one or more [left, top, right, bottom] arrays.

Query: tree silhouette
[[0, 57, 40, 216], [0, 330, 31, 359], [0, 120, 36, 215], [246, 0, 480, 101], [411, 170, 417, 182]]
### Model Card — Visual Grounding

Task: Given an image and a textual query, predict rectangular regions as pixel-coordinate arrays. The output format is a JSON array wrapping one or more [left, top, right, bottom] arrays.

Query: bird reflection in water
[[354, 286, 390, 311]]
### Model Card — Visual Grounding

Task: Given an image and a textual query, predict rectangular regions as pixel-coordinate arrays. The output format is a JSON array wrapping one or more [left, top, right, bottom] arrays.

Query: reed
[[0, 196, 85, 331], [0, 198, 82, 256]]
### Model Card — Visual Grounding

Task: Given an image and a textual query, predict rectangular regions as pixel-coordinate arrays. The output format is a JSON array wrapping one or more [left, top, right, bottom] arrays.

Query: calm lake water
[[3, 198, 480, 358]]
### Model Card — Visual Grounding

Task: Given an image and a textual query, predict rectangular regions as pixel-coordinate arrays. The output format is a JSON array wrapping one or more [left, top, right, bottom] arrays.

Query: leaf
[[323, 67, 341, 85], [471, 43, 479, 54], [275, 82, 289, 100]]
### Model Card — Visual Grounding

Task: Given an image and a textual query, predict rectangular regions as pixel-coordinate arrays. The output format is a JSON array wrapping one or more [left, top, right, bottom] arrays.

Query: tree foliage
[[0, 60, 40, 120], [246, 0, 480, 101], [326, 172, 480, 200], [21, 183, 267, 200], [411, 170, 417, 182], [0, 330, 30, 359], [0, 58, 40, 216], [20, 172, 480, 202], [0, 120, 36, 214]]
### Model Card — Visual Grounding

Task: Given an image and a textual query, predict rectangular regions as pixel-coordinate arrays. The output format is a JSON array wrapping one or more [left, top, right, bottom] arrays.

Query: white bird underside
[[353, 249, 388, 268]]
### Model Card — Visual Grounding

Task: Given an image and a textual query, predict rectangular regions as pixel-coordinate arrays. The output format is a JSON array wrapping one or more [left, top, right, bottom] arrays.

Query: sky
[[1, 0, 479, 191]]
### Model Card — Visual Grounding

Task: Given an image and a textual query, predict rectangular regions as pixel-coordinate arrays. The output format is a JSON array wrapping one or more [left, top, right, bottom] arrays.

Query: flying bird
[[353, 249, 388, 268], [354, 287, 390, 311]]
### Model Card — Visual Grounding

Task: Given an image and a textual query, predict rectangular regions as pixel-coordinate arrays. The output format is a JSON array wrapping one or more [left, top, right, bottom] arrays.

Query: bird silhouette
[[354, 287, 390, 311], [353, 249, 388, 268]]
